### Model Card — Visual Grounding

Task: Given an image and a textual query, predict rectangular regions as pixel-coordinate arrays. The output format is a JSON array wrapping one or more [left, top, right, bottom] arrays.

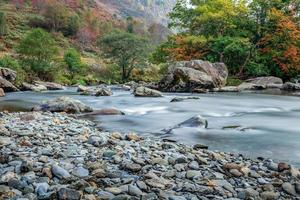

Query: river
[[1, 87, 300, 166]]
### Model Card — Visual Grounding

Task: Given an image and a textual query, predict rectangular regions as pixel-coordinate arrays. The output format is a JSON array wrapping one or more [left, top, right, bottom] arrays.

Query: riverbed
[[1, 87, 300, 166]]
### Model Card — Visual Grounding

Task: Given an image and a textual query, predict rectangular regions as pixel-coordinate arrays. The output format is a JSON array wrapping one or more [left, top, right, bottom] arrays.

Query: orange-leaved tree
[[260, 8, 300, 76]]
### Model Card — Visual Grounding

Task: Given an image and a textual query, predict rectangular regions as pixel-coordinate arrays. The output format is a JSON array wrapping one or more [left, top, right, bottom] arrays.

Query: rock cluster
[[1, 112, 299, 200], [158, 60, 228, 92], [32, 96, 93, 113], [78, 85, 113, 96]]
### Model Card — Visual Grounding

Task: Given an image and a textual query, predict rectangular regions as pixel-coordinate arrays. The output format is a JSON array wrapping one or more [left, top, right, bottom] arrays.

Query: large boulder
[[21, 82, 47, 92], [134, 86, 163, 97], [0, 68, 17, 82], [0, 88, 5, 97], [0, 77, 18, 92], [238, 76, 283, 90], [32, 96, 93, 113], [34, 81, 65, 90], [158, 60, 228, 92]]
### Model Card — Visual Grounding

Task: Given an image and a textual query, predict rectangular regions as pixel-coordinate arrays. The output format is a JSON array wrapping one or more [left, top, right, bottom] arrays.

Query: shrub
[[0, 11, 7, 36], [64, 49, 83, 74]]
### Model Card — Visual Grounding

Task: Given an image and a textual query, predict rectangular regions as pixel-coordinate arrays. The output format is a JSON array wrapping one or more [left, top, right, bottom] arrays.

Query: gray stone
[[57, 188, 81, 200], [282, 182, 296, 196], [134, 86, 162, 97], [72, 166, 89, 178], [128, 185, 143, 196], [51, 165, 71, 179]]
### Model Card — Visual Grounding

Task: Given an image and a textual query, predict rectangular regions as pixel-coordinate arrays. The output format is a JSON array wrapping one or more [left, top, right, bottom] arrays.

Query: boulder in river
[[34, 81, 65, 90], [0, 68, 17, 82], [170, 97, 200, 102], [282, 82, 300, 91], [238, 76, 283, 90], [164, 115, 208, 133], [0, 76, 18, 92], [158, 60, 228, 92], [0, 88, 5, 97], [95, 87, 113, 96], [77, 85, 89, 92], [32, 96, 93, 113], [21, 82, 47, 92], [134, 86, 162, 97]]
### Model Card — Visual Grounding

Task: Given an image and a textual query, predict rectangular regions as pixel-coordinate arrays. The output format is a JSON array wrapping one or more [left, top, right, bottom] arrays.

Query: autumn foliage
[[260, 9, 300, 75]]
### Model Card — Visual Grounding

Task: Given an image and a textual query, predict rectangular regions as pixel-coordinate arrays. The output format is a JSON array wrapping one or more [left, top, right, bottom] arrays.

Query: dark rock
[[278, 162, 290, 172], [81, 108, 125, 116], [282, 82, 300, 91], [95, 87, 113, 96], [57, 188, 81, 200], [164, 115, 208, 133], [170, 97, 200, 102]]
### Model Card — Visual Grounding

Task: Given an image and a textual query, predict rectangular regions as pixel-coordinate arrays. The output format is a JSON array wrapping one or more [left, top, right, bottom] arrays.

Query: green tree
[[99, 30, 150, 82], [64, 49, 84, 75], [17, 28, 58, 78], [0, 11, 7, 36]]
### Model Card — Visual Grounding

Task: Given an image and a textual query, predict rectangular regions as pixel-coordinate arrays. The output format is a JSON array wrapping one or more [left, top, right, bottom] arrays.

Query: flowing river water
[[1, 87, 300, 166]]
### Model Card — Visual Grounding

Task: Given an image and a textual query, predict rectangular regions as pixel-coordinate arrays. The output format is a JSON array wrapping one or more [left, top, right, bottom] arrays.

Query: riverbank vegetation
[[0, 0, 300, 86], [153, 0, 300, 81]]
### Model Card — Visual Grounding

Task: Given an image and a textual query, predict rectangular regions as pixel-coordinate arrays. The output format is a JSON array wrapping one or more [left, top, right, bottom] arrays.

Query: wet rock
[[186, 170, 201, 179], [57, 188, 81, 200], [165, 115, 208, 133], [134, 86, 162, 97], [32, 96, 93, 113], [35, 183, 49, 196]]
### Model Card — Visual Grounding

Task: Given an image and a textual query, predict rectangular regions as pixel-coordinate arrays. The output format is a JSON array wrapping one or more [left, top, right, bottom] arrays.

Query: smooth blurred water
[[1, 87, 300, 166]]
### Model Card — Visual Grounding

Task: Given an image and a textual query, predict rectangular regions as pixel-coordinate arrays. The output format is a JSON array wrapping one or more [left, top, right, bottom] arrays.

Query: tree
[[17, 28, 58, 77], [0, 11, 7, 36], [64, 49, 84, 75], [260, 9, 300, 76], [99, 30, 150, 82]]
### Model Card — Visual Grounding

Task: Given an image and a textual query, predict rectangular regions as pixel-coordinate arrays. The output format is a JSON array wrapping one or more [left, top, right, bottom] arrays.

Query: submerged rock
[[32, 96, 93, 113], [134, 86, 162, 97], [81, 108, 125, 116], [158, 60, 228, 92], [170, 97, 200, 102]]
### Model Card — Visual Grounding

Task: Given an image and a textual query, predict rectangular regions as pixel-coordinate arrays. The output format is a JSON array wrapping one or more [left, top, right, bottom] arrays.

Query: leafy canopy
[[99, 30, 150, 82]]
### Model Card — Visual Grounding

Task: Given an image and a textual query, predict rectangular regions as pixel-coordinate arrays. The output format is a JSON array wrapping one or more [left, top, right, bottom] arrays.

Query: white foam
[[123, 106, 168, 115]]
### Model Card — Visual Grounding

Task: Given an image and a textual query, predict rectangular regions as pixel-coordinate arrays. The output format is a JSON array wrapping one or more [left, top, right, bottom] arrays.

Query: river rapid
[[1, 87, 300, 166]]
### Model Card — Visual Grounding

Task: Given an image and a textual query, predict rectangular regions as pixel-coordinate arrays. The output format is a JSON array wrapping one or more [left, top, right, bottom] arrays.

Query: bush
[[226, 77, 243, 86], [64, 49, 83, 74]]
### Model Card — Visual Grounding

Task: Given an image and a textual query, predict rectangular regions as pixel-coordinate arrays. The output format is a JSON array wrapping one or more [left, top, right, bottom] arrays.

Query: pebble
[[0, 112, 299, 200]]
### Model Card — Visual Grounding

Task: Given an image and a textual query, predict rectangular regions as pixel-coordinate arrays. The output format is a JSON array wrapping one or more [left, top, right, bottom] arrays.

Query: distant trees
[[154, 0, 300, 79], [99, 30, 150, 82]]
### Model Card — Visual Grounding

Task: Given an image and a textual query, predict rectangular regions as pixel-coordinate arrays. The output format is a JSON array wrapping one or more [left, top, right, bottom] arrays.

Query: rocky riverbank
[[1, 112, 300, 200]]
